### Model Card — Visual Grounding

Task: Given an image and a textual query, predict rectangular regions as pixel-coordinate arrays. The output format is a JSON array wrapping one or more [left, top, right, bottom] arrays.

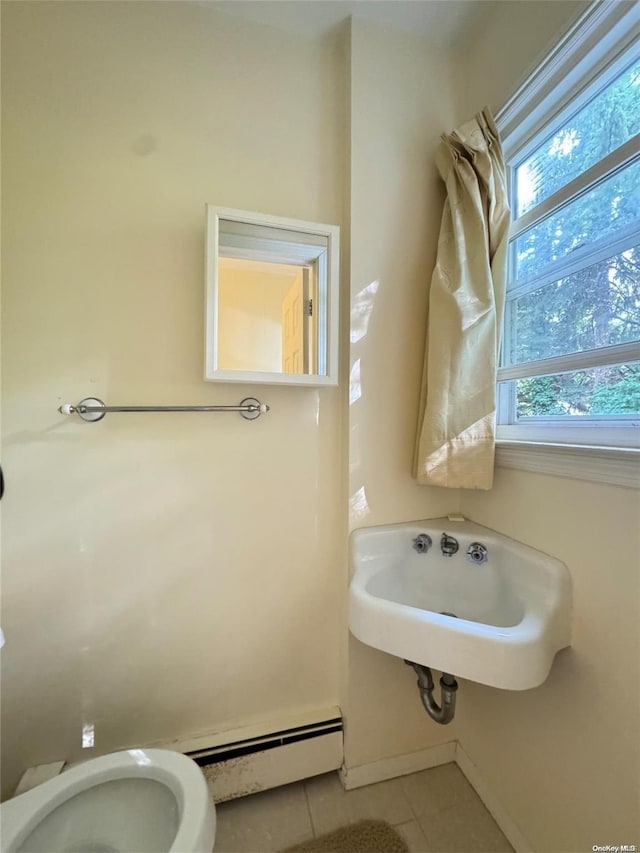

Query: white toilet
[[0, 748, 216, 853]]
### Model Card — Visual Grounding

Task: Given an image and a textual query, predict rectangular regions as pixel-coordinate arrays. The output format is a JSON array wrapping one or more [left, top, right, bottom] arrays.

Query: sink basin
[[348, 518, 572, 690]]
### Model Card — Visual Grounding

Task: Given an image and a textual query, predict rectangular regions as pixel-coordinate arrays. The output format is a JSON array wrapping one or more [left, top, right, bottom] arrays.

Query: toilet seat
[[1, 749, 216, 853]]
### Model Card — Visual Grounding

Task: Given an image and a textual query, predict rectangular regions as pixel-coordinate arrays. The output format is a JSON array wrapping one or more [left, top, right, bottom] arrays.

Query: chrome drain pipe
[[406, 661, 458, 724]]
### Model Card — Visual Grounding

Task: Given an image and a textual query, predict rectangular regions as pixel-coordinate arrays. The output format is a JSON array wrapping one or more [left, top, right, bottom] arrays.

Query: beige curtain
[[413, 108, 510, 490]]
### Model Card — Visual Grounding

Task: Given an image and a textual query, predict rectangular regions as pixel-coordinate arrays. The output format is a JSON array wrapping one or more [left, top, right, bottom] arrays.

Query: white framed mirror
[[205, 206, 340, 386]]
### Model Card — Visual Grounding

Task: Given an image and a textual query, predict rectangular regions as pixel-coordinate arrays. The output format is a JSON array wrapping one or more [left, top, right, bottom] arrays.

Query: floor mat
[[282, 819, 409, 853]]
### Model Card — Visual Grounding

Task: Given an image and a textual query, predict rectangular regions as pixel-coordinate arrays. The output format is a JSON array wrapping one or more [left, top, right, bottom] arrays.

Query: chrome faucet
[[412, 533, 432, 554], [467, 542, 488, 564], [440, 533, 459, 557]]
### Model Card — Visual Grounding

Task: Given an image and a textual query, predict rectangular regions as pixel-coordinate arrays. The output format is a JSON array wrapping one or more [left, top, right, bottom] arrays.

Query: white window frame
[[494, 0, 640, 479]]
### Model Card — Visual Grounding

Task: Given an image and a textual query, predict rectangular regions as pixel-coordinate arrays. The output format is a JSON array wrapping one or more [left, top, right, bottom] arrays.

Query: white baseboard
[[340, 741, 456, 790], [455, 743, 533, 853]]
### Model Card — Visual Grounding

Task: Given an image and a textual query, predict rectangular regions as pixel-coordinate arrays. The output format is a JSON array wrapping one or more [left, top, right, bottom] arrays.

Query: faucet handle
[[412, 533, 432, 554], [440, 533, 459, 556], [467, 542, 488, 565]]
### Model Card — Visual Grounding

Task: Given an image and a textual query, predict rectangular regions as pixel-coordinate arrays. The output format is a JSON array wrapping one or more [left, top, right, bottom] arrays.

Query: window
[[496, 2, 640, 450]]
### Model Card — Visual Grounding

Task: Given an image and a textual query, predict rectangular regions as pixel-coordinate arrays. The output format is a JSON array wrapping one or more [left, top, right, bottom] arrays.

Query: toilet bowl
[[1, 749, 216, 853]]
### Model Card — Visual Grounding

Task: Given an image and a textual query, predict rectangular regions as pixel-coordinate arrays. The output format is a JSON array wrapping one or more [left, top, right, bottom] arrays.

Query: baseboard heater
[[187, 714, 344, 802]]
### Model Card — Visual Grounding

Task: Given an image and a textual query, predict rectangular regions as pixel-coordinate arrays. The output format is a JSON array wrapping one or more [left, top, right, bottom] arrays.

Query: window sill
[[495, 441, 640, 489]]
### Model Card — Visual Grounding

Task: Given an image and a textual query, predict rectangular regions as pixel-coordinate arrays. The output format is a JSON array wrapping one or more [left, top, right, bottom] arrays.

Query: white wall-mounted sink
[[349, 518, 572, 690]]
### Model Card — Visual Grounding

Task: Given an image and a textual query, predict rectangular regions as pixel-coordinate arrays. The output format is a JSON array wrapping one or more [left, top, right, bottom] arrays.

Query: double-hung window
[[496, 2, 640, 450]]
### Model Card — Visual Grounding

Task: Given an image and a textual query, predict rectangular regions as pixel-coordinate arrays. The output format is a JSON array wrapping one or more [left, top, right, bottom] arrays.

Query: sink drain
[[440, 611, 458, 618]]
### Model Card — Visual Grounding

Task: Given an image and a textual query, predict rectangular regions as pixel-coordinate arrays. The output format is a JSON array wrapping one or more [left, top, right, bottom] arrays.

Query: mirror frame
[[205, 205, 340, 386]]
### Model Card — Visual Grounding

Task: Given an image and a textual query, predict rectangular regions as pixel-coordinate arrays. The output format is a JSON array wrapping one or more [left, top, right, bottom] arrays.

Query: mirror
[[205, 206, 340, 386]]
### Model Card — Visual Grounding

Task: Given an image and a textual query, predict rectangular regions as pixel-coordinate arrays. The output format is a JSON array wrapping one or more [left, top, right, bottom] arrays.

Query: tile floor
[[210, 762, 513, 853]]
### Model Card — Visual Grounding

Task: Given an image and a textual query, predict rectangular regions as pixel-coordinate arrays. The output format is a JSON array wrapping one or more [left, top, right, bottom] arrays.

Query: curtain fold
[[413, 108, 510, 490]]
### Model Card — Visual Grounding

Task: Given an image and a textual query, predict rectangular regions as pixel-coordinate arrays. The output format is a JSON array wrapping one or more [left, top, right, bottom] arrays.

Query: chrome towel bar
[[59, 397, 270, 422]]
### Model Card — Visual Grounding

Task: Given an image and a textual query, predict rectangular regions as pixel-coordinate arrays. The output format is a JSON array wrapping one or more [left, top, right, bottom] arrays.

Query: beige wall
[[1, 1, 347, 798], [454, 0, 588, 118], [344, 18, 461, 770], [461, 472, 640, 850], [455, 2, 640, 850], [0, 0, 466, 795]]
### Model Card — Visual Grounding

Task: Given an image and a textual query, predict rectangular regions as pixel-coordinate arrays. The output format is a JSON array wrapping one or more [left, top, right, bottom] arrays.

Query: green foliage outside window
[[509, 61, 640, 418]]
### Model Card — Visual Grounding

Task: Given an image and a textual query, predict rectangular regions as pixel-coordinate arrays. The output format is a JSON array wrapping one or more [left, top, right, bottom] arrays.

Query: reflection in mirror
[[218, 258, 315, 374], [206, 207, 339, 386]]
